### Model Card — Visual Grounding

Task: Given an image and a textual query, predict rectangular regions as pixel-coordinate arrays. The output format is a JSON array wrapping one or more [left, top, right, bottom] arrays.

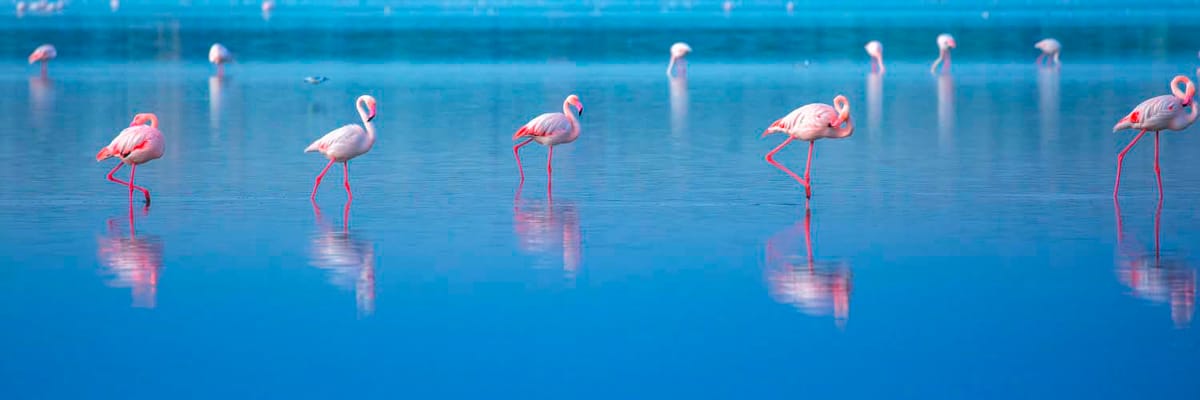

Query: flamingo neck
[[667, 56, 678, 76], [358, 101, 376, 144], [562, 101, 580, 134], [146, 114, 158, 129]]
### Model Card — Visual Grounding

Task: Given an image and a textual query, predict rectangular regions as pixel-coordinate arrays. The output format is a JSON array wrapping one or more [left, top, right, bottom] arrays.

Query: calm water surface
[[1, 17, 1199, 399]]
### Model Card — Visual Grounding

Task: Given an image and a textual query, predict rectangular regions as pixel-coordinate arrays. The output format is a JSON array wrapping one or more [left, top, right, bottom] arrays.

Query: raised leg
[[310, 159, 335, 200], [1113, 129, 1147, 198], [1154, 131, 1162, 198], [513, 138, 533, 181], [764, 137, 811, 197], [342, 161, 353, 201], [803, 140, 815, 199]]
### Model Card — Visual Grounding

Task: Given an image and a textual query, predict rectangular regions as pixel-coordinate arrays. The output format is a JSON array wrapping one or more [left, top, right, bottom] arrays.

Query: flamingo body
[[28, 44, 56, 76], [864, 40, 884, 73], [306, 95, 377, 200], [209, 43, 231, 75], [513, 95, 583, 182], [1035, 38, 1061, 65], [931, 34, 956, 74]]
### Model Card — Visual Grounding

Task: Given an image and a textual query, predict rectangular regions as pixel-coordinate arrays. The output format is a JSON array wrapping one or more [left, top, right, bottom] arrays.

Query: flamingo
[[1035, 38, 1061, 66], [16, 2, 26, 14], [96, 113, 165, 205], [261, 0, 275, 13], [930, 33, 956, 74], [1112, 75, 1198, 198], [305, 95, 378, 201], [762, 95, 853, 199], [512, 94, 584, 183], [864, 40, 884, 73], [667, 42, 692, 77], [28, 44, 56, 77], [208, 43, 232, 77]]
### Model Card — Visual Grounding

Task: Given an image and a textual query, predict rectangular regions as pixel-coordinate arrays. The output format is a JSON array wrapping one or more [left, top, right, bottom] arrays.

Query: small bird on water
[[305, 76, 329, 85]]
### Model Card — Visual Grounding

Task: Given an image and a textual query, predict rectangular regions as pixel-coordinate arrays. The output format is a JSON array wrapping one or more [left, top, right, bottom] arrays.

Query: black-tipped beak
[[577, 108, 584, 116], [367, 115, 375, 122]]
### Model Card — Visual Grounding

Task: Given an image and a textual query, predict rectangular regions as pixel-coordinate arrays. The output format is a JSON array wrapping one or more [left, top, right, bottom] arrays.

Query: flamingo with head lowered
[[930, 34, 956, 74], [209, 43, 232, 77], [513, 94, 584, 183], [305, 95, 378, 201], [28, 44, 56, 77], [1112, 75, 1198, 198], [1035, 38, 1061, 66], [667, 42, 692, 77], [96, 113, 165, 205], [864, 40, 884, 73], [763, 95, 854, 199]]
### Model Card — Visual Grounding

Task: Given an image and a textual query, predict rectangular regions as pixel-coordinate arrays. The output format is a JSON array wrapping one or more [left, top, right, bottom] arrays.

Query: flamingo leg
[[310, 159, 335, 200], [217, 63, 224, 77], [1113, 128, 1147, 198], [764, 137, 811, 197], [944, 53, 951, 72], [343, 161, 352, 201], [106, 162, 151, 204], [1154, 131, 1163, 198], [667, 57, 677, 77], [40, 61, 48, 77], [547, 146, 554, 179], [803, 140, 815, 199], [513, 138, 533, 181], [1036, 54, 1045, 66]]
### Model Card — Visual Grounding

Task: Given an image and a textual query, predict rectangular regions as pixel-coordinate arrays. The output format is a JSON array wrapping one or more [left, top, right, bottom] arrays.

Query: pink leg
[[1035, 54, 1045, 66], [547, 146, 554, 180], [803, 140, 815, 199], [310, 159, 335, 200], [106, 162, 151, 204], [1154, 131, 1163, 198], [944, 55, 951, 72], [764, 137, 811, 197], [1114, 129, 1147, 198], [217, 63, 224, 77], [513, 138, 533, 181], [342, 162, 353, 201]]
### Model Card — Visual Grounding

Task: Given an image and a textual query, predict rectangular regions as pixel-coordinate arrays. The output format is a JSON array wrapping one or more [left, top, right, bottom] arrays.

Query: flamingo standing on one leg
[[1035, 38, 1061, 67], [96, 113, 165, 205], [28, 44, 56, 77], [513, 94, 584, 183], [930, 34, 956, 74], [667, 42, 692, 77], [209, 43, 232, 77], [305, 95, 378, 201], [763, 95, 854, 199], [1113, 75, 1198, 198], [864, 40, 884, 74]]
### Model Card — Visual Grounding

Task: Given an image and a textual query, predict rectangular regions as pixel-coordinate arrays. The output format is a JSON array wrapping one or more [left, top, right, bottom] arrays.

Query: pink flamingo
[[305, 95, 378, 201], [96, 113, 165, 205], [864, 40, 884, 73], [261, 0, 275, 12], [930, 34, 956, 74], [28, 44, 56, 77], [1034, 38, 1061, 66], [512, 94, 584, 182], [1112, 75, 1198, 198], [667, 42, 692, 77], [762, 95, 854, 199], [208, 43, 231, 77]]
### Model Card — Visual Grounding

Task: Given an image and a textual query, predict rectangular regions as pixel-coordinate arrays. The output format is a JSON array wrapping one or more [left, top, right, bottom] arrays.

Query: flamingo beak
[[948, 39, 957, 48], [367, 103, 377, 122], [574, 101, 583, 116]]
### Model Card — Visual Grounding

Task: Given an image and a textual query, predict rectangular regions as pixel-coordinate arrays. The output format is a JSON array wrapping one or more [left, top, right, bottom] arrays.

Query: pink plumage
[[97, 113, 165, 204], [512, 94, 584, 183], [1113, 75, 1198, 199], [763, 95, 854, 199]]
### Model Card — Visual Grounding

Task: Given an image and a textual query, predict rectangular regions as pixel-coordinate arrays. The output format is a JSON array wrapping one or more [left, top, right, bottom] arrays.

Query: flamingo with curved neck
[[512, 94, 584, 184], [1113, 75, 1198, 198], [864, 41, 884, 74], [930, 34, 956, 74], [305, 95, 378, 201], [96, 112, 166, 205], [762, 95, 854, 199]]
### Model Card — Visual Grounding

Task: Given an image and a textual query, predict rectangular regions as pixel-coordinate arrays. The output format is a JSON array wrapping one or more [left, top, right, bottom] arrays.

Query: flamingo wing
[[98, 126, 159, 160], [28, 44, 56, 63], [514, 113, 571, 139], [1137, 95, 1184, 128], [209, 44, 231, 63], [769, 104, 836, 133], [305, 124, 367, 155]]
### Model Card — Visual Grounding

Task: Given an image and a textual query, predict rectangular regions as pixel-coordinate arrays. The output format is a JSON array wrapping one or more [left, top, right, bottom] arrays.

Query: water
[[2, 14, 1200, 399]]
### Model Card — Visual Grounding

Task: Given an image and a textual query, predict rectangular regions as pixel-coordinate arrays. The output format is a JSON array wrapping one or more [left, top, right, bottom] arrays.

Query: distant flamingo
[[1035, 38, 1061, 66], [208, 43, 232, 77], [1112, 75, 1198, 198], [667, 42, 692, 77], [763, 95, 854, 199], [930, 33, 956, 74], [262, 0, 275, 12], [305, 95, 378, 201], [16, 2, 26, 14], [864, 40, 884, 74], [96, 113, 165, 205], [513, 94, 584, 182], [28, 44, 56, 77]]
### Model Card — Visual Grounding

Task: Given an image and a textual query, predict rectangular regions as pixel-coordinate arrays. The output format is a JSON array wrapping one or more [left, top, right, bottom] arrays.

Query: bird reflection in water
[[669, 74, 688, 138], [763, 208, 852, 328], [97, 204, 162, 308], [1115, 200, 1195, 328], [29, 76, 53, 128], [866, 71, 883, 134], [1037, 66, 1059, 150], [513, 183, 582, 284], [311, 202, 376, 317], [208, 75, 226, 132], [937, 73, 955, 150]]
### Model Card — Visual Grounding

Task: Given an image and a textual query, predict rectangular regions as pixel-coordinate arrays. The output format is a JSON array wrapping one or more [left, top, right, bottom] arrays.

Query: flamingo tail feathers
[[1113, 111, 1137, 132], [513, 125, 533, 140], [96, 147, 114, 161], [304, 141, 322, 153], [762, 119, 786, 137]]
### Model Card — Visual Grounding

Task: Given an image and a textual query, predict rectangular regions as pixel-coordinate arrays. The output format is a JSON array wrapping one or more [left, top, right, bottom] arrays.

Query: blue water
[[2, 13, 1200, 399]]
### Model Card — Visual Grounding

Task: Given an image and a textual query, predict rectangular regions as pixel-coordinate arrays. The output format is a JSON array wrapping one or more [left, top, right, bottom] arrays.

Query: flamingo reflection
[[669, 74, 688, 138], [764, 208, 852, 328], [97, 204, 161, 308], [1115, 201, 1195, 328], [208, 75, 225, 131], [311, 202, 376, 317], [866, 71, 882, 134], [513, 184, 582, 283], [29, 76, 53, 128], [937, 73, 955, 150], [1037, 66, 1059, 149]]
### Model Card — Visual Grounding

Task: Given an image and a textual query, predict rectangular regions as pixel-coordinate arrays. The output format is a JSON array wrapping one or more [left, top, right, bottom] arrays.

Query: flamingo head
[[671, 42, 692, 59], [357, 95, 377, 122], [566, 94, 583, 116], [832, 95, 851, 128], [938, 34, 956, 50], [130, 113, 159, 128], [1171, 75, 1195, 107], [864, 41, 882, 58]]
